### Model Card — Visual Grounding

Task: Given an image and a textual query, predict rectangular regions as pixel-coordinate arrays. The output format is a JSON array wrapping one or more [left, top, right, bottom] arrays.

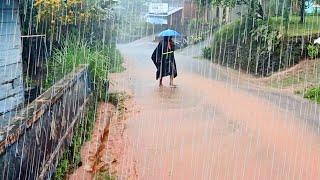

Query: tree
[[299, 0, 306, 23], [296, 0, 320, 23], [197, 0, 214, 6]]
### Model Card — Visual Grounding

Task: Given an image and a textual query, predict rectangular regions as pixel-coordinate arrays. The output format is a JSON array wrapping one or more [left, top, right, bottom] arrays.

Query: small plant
[[202, 47, 212, 59], [304, 87, 320, 103], [24, 76, 37, 88], [95, 171, 115, 180], [307, 44, 319, 59], [107, 92, 128, 113], [54, 158, 69, 180]]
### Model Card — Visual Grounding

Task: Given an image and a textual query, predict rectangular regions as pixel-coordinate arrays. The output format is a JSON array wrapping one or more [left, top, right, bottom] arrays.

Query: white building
[[0, 0, 24, 125]]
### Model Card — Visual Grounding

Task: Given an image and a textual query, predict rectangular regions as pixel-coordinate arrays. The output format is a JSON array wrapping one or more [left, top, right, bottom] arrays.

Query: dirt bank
[[69, 102, 115, 180], [104, 94, 139, 179], [260, 58, 320, 93]]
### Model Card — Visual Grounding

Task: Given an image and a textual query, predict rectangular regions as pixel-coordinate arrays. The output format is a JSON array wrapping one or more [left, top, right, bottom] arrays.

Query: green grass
[[44, 37, 124, 97], [95, 171, 115, 180], [268, 59, 320, 89], [211, 19, 242, 47], [269, 15, 320, 37], [269, 72, 315, 88], [270, 76, 304, 88]]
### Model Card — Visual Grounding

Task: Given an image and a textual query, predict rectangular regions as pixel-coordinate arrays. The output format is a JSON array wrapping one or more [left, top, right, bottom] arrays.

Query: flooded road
[[109, 38, 320, 180]]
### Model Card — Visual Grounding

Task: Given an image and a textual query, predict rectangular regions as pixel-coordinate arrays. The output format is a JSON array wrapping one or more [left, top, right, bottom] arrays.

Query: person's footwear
[[169, 84, 177, 88]]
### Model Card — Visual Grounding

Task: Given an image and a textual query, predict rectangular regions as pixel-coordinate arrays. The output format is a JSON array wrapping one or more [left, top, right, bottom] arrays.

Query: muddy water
[[108, 41, 320, 180]]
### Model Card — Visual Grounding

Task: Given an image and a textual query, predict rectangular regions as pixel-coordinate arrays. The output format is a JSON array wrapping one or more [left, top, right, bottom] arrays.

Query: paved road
[[111, 38, 320, 180]]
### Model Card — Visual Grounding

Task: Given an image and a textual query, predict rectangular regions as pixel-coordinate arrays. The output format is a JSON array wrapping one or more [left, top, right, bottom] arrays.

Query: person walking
[[151, 36, 178, 87]]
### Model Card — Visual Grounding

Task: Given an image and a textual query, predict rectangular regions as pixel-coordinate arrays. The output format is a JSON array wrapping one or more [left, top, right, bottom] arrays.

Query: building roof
[[167, 7, 183, 15], [147, 7, 183, 17], [146, 7, 183, 25]]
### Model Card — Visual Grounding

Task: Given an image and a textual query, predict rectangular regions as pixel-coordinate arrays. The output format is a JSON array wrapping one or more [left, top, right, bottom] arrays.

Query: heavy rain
[[0, 0, 320, 179]]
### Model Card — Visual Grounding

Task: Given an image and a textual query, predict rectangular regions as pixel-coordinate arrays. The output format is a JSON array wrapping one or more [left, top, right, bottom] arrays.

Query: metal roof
[[147, 7, 183, 17]]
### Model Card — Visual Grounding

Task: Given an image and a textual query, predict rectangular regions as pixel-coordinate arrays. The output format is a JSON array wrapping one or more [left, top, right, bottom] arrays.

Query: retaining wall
[[0, 65, 91, 179]]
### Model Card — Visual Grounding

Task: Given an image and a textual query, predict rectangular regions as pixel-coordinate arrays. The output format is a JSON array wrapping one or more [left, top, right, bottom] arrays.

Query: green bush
[[95, 171, 115, 180], [304, 87, 320, 103], [210, 19, 243, 51], [203, 17, 307, 76], [202, 47, 212, 59], [307, 44, 319, 59]]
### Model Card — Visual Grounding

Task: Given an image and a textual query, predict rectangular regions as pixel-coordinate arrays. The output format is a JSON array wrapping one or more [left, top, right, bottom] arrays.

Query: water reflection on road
[[108, 39, 320, 180]]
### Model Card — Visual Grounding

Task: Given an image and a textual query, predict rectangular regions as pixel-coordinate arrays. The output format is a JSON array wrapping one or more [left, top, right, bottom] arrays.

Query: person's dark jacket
[[151, 38, 178, 80]]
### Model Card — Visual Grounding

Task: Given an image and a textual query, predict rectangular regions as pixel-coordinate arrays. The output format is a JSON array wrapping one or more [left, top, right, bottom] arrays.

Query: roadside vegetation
[[187, 18, 218, 45], [203, 15, 320, 75], [269, 15, 320, 37], [20, 0, 124, 179], [200, 0, 320, 103], [54, 102, 98, 180], [304, 87, 320, 103], [44, 38, 123, 98]]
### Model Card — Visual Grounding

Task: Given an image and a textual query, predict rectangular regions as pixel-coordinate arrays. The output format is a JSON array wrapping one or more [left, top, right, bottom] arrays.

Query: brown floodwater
[[106, 41, 320, 180]]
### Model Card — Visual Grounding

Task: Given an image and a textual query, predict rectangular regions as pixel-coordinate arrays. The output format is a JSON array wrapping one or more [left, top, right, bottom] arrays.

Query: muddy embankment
[[68, 93, 131, 179]]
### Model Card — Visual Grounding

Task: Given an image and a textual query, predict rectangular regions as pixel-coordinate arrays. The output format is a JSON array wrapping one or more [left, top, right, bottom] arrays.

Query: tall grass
[[44, 37, 123, 97], [269, 15, 320, 37], [52, 37, 124, 179]]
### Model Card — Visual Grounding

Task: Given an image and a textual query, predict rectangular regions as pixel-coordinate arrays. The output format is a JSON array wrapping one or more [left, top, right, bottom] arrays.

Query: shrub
[[304, 87, 320, 103], [202, 47, 212, 59], [307, 44, 319, 59], [203, 17, 308, 76]]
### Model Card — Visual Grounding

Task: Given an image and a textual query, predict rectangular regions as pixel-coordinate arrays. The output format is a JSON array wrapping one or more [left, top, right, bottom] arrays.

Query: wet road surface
[[110, 38, 320, 180]]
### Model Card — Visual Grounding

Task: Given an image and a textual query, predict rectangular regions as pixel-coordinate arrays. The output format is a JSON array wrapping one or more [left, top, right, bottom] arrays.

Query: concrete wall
[[0, 0, 24, 124], [0, 65, 92, 180]]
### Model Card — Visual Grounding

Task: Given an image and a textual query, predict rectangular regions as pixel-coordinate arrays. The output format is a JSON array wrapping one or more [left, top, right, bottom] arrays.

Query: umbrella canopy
[[158, 29, 181, 37]]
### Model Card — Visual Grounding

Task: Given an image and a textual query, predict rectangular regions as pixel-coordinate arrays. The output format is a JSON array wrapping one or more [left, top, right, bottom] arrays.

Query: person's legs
[[170, 75, 177, 87], [159, 77, 163, 86]]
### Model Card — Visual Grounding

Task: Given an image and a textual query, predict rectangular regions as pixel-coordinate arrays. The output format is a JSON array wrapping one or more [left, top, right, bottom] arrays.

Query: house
[[146, 3, 184, 33], [0, 0, 24, 126]]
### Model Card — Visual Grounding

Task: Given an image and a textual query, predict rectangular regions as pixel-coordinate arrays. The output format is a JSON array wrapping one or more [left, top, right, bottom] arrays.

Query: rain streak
[[0, 0, 320, 180]]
